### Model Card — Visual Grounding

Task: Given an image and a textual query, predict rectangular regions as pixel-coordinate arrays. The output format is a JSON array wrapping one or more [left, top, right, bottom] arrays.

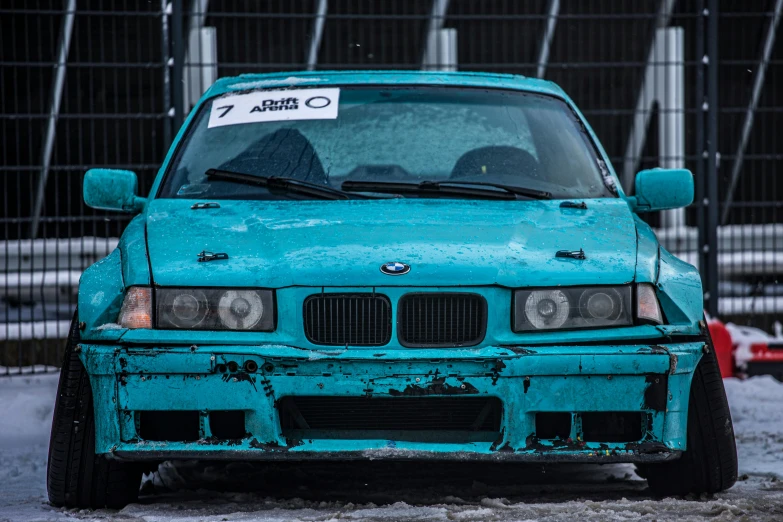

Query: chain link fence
[[2, 0, 782, 373]]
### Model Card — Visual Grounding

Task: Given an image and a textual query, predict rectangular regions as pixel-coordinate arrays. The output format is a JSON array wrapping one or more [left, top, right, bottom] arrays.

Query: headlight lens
[[156, 288, 274, 331], [523, 289, 570, 329], [217, 290, 265, 330], [159, 288, 209, 328], [513, 286, 633, 331]]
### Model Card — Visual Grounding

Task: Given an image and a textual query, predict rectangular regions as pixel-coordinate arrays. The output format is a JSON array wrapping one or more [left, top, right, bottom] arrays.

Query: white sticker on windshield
[[207, 88, 340, 128]]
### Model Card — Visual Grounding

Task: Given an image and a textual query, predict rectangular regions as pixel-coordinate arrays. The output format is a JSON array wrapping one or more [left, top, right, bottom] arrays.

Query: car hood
[[145, 198, 639, 288]]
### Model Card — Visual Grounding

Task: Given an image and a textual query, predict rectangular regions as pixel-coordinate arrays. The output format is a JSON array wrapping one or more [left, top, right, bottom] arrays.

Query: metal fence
[[2, 0, 782, 374]]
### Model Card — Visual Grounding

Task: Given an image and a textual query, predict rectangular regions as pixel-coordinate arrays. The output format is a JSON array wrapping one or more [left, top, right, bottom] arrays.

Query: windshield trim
[[154, 84, 618, 201]]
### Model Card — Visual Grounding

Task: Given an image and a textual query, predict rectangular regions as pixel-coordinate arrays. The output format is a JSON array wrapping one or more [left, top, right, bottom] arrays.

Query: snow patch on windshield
[[228, 77, 326, 90]]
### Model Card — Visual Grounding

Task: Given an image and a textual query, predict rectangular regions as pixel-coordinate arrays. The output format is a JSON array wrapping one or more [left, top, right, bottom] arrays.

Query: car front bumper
[[80, 341, 703, 463]]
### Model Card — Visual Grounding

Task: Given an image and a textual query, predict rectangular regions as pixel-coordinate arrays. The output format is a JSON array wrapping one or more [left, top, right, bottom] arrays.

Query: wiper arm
[[341, 180, 552, 200], [429, 181, 552, 200], [206, 168, 354, 200], [342, 180, 515, 200]]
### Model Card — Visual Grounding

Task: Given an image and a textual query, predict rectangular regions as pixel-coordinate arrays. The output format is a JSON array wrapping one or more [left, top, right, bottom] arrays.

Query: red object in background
[[745, 339, 783, 380], [708, 319, 734, 378]]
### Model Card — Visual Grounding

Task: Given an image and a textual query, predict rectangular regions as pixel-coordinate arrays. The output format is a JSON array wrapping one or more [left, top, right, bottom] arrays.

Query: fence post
[[695, 0, 707, 309], [161, 0, 172, 148], [172, 0, 185, 132], [704, 0, 720, 317], [30, 0, 76, 239]]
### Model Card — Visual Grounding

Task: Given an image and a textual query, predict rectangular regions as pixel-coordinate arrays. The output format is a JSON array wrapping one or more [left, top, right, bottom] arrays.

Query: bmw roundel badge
[[380, 262, 410, 276]]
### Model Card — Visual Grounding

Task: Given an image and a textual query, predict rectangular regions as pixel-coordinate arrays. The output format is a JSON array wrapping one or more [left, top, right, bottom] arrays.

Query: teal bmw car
[[47, 71, 737, 508]]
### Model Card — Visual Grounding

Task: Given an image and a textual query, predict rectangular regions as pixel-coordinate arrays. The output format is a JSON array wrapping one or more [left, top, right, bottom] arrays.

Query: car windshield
[[158, 86, 614, 200]]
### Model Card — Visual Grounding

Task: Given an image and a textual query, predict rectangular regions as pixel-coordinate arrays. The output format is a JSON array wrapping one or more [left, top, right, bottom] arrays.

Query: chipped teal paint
[[75, 70, 707, 461], [80, 341, 702, 457]]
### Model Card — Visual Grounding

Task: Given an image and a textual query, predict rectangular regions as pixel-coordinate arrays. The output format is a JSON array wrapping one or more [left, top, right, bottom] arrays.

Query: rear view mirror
[[83, 169, 146, 213], [629, 168, 694, 212]]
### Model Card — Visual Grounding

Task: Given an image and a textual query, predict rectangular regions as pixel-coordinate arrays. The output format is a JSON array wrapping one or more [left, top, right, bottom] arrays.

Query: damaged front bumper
[[79, 341, 704, 463]]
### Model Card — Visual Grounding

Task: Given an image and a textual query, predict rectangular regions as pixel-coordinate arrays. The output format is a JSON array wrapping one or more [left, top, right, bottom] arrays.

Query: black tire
[[643, 334, 738, 496], [47, 312, 143, 509]]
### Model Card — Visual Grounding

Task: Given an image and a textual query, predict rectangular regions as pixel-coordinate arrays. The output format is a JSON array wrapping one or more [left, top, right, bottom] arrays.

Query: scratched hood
[[144, 198, 639, 288]]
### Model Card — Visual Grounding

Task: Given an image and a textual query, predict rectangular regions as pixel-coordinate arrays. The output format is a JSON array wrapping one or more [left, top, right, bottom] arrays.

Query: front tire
[[47, 313, 142, 509], [642, 335, 738, 496]]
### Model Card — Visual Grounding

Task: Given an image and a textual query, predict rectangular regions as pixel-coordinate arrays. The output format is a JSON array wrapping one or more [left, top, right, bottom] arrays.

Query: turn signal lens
[[636, 283, 663, 325], [118, 286, 153, 329]]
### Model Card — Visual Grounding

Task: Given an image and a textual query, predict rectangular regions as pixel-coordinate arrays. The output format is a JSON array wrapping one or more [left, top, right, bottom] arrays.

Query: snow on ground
[[724, 376, 783, 478], [1, 372, 783, 521], [0, 371, 60, 521]]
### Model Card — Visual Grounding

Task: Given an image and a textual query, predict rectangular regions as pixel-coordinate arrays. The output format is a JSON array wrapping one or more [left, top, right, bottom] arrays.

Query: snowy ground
[[2, 373, 783, 521]]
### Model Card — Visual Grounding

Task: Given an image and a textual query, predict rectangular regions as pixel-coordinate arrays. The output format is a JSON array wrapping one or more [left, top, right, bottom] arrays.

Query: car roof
[[204, 70, 570, 101]]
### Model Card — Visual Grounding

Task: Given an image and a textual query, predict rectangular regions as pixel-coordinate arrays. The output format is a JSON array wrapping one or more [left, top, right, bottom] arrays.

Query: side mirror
[[83, 169, 146, 213], [628, 168, 694, 212]]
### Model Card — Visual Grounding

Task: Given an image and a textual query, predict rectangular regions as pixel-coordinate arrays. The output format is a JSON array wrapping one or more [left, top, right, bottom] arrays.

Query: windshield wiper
[[428, 181, 552, 200], [206, 169, 355, 200], [341, 180, 552, 200]]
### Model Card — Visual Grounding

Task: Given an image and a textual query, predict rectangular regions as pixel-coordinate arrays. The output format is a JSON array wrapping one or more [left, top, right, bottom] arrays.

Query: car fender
[[78, 214, 151, 341], [633, 215, 659, 284], [656, 247, 703, 332]]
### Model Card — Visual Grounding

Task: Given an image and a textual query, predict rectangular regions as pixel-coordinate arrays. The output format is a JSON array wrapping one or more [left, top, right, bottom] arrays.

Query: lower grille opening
[[278, 396, 502, 442], [138, 411, 200, 442], [536, 412, 571, 439], [581, 412, 644, 442], [209, 410, 246, 439]]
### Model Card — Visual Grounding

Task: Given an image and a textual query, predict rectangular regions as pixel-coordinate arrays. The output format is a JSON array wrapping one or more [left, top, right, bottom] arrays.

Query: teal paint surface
[[77, 249, 125, 338], [633, 215, 660, 284], [76, 70, 705, 461], [118, 214, 152, 287], [656, 246, 704, 325], [81, 341, 701, 457], [83, 168, 146, 213], [629, 168, 694, 212], [145, 198, 637, 288]]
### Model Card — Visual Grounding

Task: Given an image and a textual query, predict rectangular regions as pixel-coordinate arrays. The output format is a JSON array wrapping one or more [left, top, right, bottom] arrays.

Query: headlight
[[513, 286, 633, 332], [156, 288, 275, 331], [158, 288, 209, 328]]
